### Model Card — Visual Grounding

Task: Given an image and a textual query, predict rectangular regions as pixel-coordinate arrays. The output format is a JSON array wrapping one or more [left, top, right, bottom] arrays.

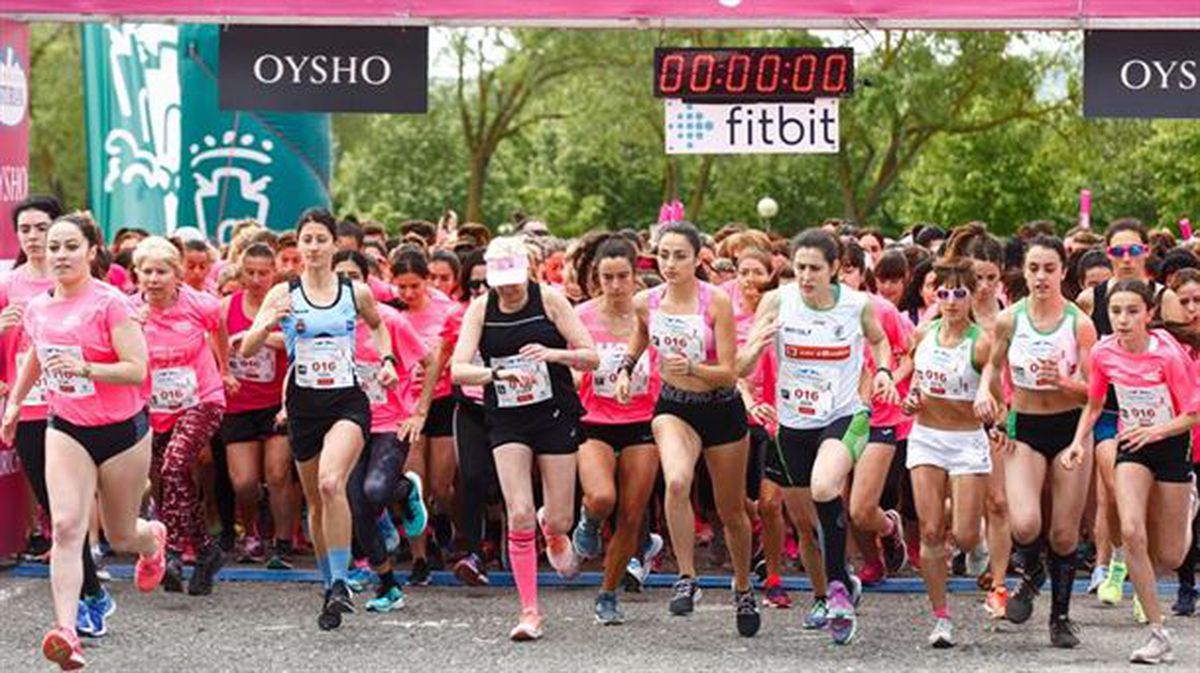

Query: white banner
[[665, 99, 838, 155]]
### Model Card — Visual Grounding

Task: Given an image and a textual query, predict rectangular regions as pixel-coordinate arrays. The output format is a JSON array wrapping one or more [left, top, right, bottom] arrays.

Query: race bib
[[356, 362, 388, 405], [150, 367, 200, 414], [491, 354, 552, 408], [650, 313, 705, 363], [36, 345, 95, 398], [1115, 383, 1174, 429], [594, 342, 649, 399], [919, 346, 971, 400], [784, 368, 835, 420], [16, 350, 47, 407], [1013, 339, 1071, 390], [229, 333, 277, 383], [294, 336, 355, 390]]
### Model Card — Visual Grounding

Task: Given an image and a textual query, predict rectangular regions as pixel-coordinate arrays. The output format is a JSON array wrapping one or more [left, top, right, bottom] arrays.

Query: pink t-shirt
[[864, 296, 914, 438], [106, 264, 134, 294], [224, 291, 288, 414], [576, 298, 657, 425], [23, 279, 147, 426], [1089, 330, 1200, 436], [137, 285, 227, 433], [724, 281, 777, 430], [403, 289, 458, 400], [369, 276, 396, 304], [0, 265, 55, 422], [354, 304, 428, 433]]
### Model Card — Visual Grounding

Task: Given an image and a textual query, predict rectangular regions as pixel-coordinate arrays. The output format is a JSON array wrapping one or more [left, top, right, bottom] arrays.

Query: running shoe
[[623, 532, 664, 593], [318, 580, 356, 630], [378, 512, 401, 555], [762, 575, 792, 609], [75, 600, 96, 638], [407, 557, 432, 587], [1133, 595, 1148, 624], [538, 507, 580, 579], [42, 626, 85, 671], [880, 509, 907, 574], [669, 577, 702, 615], [848, 573, 863, 607], [1130, 626, 1175, 664], [752, 549, 767, 584], [188, 542, 225, 596], [1048, 614, 1080, 649], [571, 505, 603, 560], [510, 608, 543, 641], [595, 591, 624, 625], [134, 521, 168, 593], [365, 585, 406, 613], [1006, 570, 1041, 625], [92, 547, 112, 582], [347, 565, 375, 593], [858, 558, 885, 586], [453, 553, 490, 587], [984, 586, 1008, 620], [400, 471, 428, 539], [1098, 559, 1127, 606], [266, 540, 294, 571], [26, 533, 51, 559], [928, 617, 955, 649], [803, 598, 829, 630], [1087, 564, 1108, 594], [82, 587, 115, 638], [966, 542, 990, 578], [162, 552, 185, 593], [238, 534, 267, 564], [735, 589, 762, 637], [1171, 586, 1198, 616], [827, 580, 857, 645]]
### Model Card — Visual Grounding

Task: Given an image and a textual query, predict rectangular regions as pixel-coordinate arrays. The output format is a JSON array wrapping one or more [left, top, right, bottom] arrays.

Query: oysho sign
[[1084, 31, 1200, 119], [220, 26, 427, 113], [665, 99, 838, 155]]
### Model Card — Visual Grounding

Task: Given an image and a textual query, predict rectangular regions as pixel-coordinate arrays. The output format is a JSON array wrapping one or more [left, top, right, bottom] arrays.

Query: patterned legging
[[151, 402, 224, 553]]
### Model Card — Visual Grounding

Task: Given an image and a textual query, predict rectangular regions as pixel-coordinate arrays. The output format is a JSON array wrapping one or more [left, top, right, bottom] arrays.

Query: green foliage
[[27, 25, 87, 208]]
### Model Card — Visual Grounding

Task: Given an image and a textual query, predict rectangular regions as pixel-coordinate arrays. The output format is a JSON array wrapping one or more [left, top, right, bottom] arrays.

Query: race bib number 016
[[491, 354, 552, 408], [150, 367, 200, 414], [36, 345, 95, 398]]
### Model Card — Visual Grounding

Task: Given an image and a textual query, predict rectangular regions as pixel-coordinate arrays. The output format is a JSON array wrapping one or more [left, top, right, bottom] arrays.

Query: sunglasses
[[467, 279, 488, 291], [1107, 244, 1147, 259], [936, 287, 971, 301]]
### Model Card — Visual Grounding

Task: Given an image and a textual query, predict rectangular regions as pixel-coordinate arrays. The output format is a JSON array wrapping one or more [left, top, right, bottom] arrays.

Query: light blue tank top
[[280, 277, 358, 389]]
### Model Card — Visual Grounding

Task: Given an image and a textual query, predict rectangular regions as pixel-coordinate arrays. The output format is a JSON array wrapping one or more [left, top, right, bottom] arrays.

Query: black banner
[[219, 25, 427, 113], [1084, 31, 1200, 119]]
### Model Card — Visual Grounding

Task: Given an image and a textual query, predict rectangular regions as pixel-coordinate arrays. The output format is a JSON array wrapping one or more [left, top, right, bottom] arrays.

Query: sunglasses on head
[[1107, 244, 1147, 259], [936, 287, 970, 301]]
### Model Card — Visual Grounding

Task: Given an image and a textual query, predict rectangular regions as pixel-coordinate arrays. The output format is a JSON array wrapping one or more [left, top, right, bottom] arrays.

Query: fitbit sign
[[1084, 31, 1200, 119], [220, 26, 427, 113]]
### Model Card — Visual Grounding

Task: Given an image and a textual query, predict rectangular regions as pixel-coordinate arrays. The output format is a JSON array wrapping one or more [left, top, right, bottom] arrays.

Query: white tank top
[[775, 283, 867, 430], [913, 319, 981, 402], [1007, 299, 1081, 391]]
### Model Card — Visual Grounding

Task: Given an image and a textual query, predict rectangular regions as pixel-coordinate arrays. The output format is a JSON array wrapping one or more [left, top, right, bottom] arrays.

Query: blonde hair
[[133, 235, 184, 277]]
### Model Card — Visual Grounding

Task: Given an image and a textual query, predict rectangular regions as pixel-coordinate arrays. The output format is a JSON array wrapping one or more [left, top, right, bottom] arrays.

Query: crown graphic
[[189, 129, 276, 243]]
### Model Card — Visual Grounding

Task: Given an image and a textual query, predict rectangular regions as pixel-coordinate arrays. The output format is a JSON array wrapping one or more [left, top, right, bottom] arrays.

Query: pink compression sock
[[508, 529, 538, 614]]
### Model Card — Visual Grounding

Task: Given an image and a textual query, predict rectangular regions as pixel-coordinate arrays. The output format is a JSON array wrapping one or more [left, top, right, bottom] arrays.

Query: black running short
[[1008, 408, 1082, 460], [48, 408, 150, 467], [1115, 433, 1194, 483], [653, 385, 748, 448], [581, 421, 655, 454], [220, 405, 285, 445]]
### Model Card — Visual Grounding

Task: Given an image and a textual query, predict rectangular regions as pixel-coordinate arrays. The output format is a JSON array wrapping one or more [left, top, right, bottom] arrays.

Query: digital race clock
[[653, 47, 854, 103]]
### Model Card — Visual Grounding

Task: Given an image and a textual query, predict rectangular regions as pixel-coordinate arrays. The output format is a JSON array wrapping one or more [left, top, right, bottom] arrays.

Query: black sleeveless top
[[478, 282, 583, 419]]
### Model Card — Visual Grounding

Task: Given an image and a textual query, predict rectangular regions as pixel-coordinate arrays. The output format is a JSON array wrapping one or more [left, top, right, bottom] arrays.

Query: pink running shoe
[[135, 521, 167, 592], [858, 558, 886, 586], [509, 608, 544, 641], [42, 626, 85, 670], [537, 507, 579, 579]]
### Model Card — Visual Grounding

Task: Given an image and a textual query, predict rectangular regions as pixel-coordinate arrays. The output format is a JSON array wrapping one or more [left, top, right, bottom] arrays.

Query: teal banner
[[83, 24, 331, 243]]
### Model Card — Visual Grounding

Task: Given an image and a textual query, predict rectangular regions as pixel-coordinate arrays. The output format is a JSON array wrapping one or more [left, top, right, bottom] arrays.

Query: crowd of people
[[4, 195, 1199, 669]]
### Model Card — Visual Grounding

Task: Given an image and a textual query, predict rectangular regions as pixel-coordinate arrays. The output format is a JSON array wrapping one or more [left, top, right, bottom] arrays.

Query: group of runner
[[4, 195, 1198, 669]]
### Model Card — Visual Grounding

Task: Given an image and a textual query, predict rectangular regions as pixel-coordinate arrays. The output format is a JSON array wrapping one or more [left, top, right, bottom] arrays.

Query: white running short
[[905, 424, 991, 476]]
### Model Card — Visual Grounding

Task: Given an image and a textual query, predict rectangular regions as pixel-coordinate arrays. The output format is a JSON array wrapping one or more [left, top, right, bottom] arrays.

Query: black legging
[[453, 399, 498, 558], [347, 433, 411, 567], [1179, 462, 1200, 591], [15, 420, 102, 598], [208, 434, 237, 544]]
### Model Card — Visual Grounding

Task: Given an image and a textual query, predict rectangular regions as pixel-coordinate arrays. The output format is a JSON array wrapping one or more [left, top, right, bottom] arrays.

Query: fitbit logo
[[1118, 59, 1198, 91], [252, 53, 393, 86]]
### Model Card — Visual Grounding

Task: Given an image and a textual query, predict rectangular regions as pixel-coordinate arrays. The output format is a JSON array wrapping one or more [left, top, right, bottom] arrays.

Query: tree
[[27, 24, 87, 208]]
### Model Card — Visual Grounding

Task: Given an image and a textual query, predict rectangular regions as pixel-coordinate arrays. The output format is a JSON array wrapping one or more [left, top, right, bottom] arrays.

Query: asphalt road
[[1, 571, 1196, 672]]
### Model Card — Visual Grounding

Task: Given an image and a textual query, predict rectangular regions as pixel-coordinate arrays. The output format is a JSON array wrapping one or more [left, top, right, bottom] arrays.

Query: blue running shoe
[[803, 598, 829, 630], [572, 506, 603, 560], [75, 600, 97, 638], [366, 585, 406, 613], [82, 587, 116, 638], [346, 566, 375, 594], [595, 591, 624, 625], [377, 512, 401, 554], [400, 472, 428, 539]]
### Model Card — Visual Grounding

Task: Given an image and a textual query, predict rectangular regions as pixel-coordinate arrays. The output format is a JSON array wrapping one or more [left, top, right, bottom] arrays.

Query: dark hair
[[399, 220, 437, 246], [657, 221, 703, 255], [575, 231, 638, 298], [430, 249, 461, 278], [900, 257, 935, 315], [1105, 218, 1149, 245], [114, 248, 134, 272], [183, 239, 210, 255], [296, 207, 337, 238], [1077, 248, 1112, 276], [336, 220, 364, 247], [459, 249, 486, 299], [12, 195, 64, 267], [1170, 267, 1200, 292], [932, 258, 977, 293], [790, 227, 842, 267], [1157, 248, 1200, 285], [1109, 279, 1156, 309], [52, 214, 107, 280], [840, 239, 866, 271], [857, 229, 885, 250], [915, 225, 947, 249], [874, 249, 909, 282], [1024, 234, 1068, 266], [241, 242, 276, 264], [390, 246, 430, 279], [332, 249, 370, 279], [944, 222, 1003, 267]]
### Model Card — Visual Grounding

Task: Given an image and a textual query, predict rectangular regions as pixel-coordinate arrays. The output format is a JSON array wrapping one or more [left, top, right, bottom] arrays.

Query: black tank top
[[479, 282, 582, 419]]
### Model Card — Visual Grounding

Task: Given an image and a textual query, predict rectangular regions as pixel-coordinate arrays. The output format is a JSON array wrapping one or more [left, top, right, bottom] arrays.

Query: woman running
[[133, 236, 230, 596], [741, 228, 900, 645], [241, 208, 400, 630], [1062, 279, 1198, 664], [1168, 268, 1200, 617], [903, 255, 995, 648], [570, 233, 661, 625], [451, 235, 598, 641], [975, 235, 1097, 648], [0, 197, 115, 639], [332, 250, 433, 614], [617, 221, 760, 637], [220, 243, 297, 569], [391, 248, 458, 585], [1, 214, 165, 670]]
